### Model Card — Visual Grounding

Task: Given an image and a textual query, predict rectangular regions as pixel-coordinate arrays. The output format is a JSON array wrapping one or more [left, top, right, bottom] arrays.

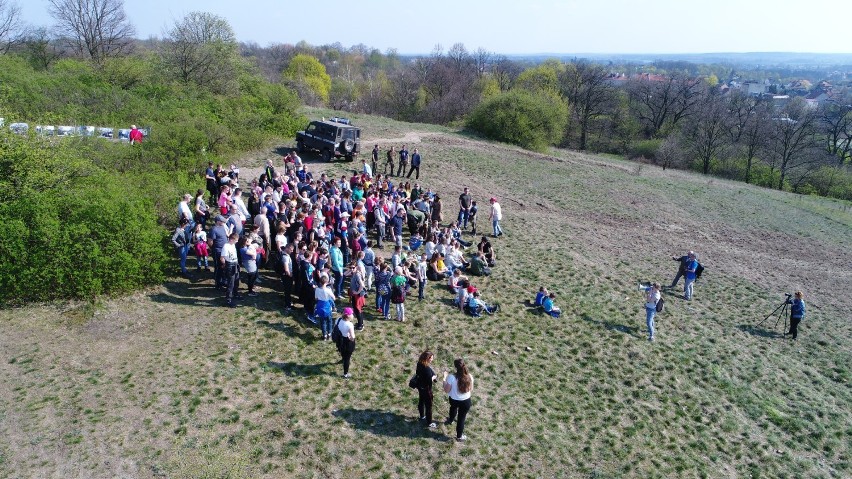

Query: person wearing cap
[[683, 252, 699, 301], [335, 308, 356, 378], [667, 251, 693, 289], [129, 124, 143, 144], [489, 197, 503, 237], [210, 215, 229, 287]]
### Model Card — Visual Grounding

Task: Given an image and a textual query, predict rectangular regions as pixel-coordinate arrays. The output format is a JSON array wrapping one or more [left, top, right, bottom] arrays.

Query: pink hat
[[490, 197, 497, 202], [343, 307, 354, 315]]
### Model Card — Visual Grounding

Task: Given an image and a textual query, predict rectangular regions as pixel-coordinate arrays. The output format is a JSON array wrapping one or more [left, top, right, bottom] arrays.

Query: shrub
[[628, 139, 662, 161], [466, 89, 567, 152]]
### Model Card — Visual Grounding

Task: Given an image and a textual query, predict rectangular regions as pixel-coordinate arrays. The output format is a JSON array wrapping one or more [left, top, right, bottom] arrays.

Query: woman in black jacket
[[416, 351, 438, 428]]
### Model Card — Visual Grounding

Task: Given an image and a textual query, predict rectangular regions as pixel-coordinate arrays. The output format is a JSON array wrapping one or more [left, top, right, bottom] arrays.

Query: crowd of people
[[173, 146, 503, 441], [171, 142, 808, 443]]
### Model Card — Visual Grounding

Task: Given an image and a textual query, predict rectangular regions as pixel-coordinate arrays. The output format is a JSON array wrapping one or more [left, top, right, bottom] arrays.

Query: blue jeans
[[492, 219, 503, 236], [332, 270, 344, 298], [318, 313, 333, 336], [178, 245, 189, 273], [645, 306, 656, 339], [684, 277, 695, 300], [378, 293, 391, 317], [458, 209, 469, 228]]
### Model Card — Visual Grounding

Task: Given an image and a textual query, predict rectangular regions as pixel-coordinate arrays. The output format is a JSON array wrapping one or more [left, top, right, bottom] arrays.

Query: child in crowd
[[192, 223, 209, 271], [535, 287, 548, 307]]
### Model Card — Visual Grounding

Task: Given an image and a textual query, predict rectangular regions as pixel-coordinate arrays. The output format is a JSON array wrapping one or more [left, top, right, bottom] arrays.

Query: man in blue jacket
[[407, 148, 421, 179]]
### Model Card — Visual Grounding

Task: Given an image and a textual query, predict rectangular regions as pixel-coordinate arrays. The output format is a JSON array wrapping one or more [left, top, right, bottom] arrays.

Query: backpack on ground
[[656, 297, 665, 313]]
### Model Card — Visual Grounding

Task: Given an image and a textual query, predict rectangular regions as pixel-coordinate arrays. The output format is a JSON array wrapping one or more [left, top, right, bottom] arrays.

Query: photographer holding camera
[[785, 291, 806, 340]]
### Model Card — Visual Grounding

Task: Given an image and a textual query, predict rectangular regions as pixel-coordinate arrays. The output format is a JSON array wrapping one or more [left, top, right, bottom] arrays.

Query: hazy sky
[[18, 0, 852, 54]]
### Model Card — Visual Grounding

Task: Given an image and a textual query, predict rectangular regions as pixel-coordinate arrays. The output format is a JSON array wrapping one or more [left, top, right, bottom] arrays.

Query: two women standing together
[[415, 352, 474, 441]]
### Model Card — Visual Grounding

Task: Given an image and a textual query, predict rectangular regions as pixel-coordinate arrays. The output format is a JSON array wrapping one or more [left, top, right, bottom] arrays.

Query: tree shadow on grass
[[737, 324, 785, 339], [256, 319, 318, 344], [266, 361, 336, 377], [150, 279, 223, 308], [580, 313, 640, 336], [332, 408, 451, 441]]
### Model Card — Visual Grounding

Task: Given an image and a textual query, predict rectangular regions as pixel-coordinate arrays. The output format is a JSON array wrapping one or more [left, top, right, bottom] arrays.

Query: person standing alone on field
[[785, 291, 806, 340], [336, 308, 356, 378], [643, 282, 661, 341], [489, 197, 503, 237]]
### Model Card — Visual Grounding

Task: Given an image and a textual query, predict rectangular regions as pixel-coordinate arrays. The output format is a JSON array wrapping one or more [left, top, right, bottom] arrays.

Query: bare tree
[[818, 92, 852, 166], [731, 97, 772, 184], [765, 98, 820, 190], [48, 0, 135, 64], [560, 61, 615, 150], [628, 73, 704, 137], [681, 91, 731, 174], [473, 47, 491, 79], [162, 11, 239, 93], [0, 0, 23, 53], [492, 55, 521, 92]]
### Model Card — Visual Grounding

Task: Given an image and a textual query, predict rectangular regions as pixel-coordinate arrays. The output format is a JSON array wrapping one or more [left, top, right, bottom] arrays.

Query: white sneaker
[[343, 373, 351, 378], [456, 434, 467, 441], [428, 422, 437, 428]]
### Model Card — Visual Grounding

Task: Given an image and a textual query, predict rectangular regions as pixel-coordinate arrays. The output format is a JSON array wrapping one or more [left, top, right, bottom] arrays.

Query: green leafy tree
[[282, 53, 331, 105], [467, 89, 567, 152]]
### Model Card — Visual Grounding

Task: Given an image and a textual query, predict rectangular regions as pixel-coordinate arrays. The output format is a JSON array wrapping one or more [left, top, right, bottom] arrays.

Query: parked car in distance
[[295, 118, 361, 162]]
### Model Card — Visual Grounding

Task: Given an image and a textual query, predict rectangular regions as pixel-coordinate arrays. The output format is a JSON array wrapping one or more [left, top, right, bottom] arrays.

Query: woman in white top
[[443, 358, 474, 441], [643, 282, 662, 342], [336, 308, 356, 378]]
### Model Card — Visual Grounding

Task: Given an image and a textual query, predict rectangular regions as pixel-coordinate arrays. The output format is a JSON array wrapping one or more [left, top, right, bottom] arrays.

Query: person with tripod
[[785, 291, 806, 340]]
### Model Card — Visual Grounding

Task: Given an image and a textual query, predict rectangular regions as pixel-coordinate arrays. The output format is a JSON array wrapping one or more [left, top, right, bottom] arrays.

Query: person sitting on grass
[[542, 293, 561, 318], [534, 287, 548, 307], [465, 291, 499, 317], [455, 284, 473, 312], [448, 269, 469, 294], [468, 251, 491, 277]]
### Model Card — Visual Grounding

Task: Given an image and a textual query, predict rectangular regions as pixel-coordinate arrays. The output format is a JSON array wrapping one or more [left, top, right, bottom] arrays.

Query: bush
[[466, 89, 567, 152], [628, 139, 663, 161], [0, 134, 168, 305], [800, 166, 852, 201]]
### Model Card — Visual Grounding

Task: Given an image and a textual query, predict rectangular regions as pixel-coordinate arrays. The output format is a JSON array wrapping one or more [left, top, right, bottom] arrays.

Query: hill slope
[[1, 110, 850, 479]]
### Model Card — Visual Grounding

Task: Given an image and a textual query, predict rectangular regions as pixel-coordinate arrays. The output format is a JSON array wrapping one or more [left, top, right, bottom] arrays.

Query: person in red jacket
[[129, 124, 143, 144]]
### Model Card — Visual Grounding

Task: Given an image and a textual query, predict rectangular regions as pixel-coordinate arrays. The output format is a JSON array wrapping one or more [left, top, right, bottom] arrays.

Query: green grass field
[[1, 110, 850, 478]]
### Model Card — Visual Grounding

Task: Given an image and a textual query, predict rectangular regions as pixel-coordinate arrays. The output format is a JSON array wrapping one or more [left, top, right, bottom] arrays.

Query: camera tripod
[[757, 296, 790, 334]]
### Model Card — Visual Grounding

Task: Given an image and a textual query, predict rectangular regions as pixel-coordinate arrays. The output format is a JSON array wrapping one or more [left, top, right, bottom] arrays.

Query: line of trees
[[1, 0, 850, 202], [236, 41, 852, 200]]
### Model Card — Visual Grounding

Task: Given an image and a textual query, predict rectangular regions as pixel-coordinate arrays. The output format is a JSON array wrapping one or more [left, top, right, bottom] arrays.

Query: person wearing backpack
[[643, 282, 662, 342], [390, 266, 407, 322], [414, 351, 438, 428]]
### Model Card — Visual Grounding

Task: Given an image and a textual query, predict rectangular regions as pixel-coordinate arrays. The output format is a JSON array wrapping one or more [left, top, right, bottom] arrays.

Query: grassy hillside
[[1, 110, 850, 479]]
